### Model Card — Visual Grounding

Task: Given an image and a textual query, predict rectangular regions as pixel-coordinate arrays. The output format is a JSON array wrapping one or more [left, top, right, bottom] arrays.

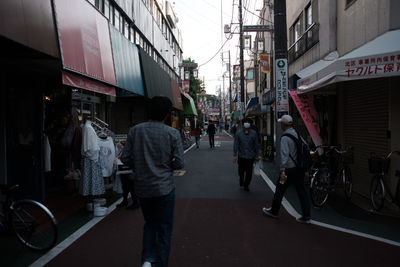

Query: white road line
[[30, 200, 120, 267], [30, 139, 197, 266], [184, 142, 196, 154], [259, 169, 400, 247]]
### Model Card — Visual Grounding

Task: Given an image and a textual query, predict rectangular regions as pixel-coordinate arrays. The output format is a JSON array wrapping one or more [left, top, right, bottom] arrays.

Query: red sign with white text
[[289, 91, 322, 148], [54, 0, 116, 85], [62, 71, 116, 96]]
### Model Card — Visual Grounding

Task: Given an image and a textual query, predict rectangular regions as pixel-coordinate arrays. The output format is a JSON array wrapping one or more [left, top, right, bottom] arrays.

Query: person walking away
[[121, 96, 184, 267], [193, 125, 202, 148], [262, 115, 311, 223], [207, 122, 216, 148], [115, 140, 139, 209], [233, 118, 259, 192]]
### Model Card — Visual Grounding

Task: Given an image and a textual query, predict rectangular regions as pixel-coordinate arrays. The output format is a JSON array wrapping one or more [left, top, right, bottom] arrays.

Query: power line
[[198, 36, 232, 68], [243, 5, 273, 23]]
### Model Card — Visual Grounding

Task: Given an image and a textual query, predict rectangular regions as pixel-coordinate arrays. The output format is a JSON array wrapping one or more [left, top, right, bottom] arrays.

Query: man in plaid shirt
[[121, 96, 184, 267]]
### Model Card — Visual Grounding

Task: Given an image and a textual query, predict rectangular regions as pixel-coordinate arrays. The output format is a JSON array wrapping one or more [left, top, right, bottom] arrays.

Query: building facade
[[287, 0, 400, 198], [0, 0, 190, 200]]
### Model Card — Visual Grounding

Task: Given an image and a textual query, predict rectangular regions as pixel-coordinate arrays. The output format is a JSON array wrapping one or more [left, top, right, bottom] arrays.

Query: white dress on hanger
[[79, 121, 105, 196]]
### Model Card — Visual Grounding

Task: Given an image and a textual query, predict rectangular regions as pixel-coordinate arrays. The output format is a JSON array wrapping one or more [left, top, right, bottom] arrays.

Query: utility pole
[[228, 50, 232, 115], [274, 0, 289, 164], [239, 0, 245, 110]]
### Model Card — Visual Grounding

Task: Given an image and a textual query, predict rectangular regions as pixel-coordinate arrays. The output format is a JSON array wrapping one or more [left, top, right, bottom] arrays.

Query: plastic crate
[[368, 156, 390, 174]]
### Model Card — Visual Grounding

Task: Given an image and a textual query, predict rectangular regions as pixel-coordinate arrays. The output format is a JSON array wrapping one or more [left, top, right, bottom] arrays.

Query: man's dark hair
[[149, 96, 172, 121]]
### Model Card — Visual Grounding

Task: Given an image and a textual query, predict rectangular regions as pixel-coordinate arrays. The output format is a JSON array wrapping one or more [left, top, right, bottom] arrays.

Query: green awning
[[138, 47, 173, 102], [182, 93, 198, 116]]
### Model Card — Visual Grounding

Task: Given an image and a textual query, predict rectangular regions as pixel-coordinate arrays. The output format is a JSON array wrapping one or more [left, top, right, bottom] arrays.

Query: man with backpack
[[262, 115, 311, 223]]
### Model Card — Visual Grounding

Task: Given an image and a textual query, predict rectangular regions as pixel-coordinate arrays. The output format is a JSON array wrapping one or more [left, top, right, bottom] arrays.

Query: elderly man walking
[[262, 115, 311, 223], [233, 118, 259, 192], [121, 96, 184, 267]]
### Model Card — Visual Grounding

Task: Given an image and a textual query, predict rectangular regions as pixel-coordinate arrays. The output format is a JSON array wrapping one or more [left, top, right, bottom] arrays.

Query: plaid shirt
[[121, 121, 184, 198]]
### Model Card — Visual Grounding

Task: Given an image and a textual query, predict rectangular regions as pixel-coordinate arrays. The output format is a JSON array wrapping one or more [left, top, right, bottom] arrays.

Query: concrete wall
[[389, 0, 400, 30], [337, 0, 390, 56], [287, 0, 337, 77]]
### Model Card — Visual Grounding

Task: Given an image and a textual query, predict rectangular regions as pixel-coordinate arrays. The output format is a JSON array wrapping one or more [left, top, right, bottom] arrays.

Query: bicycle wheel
[[341, 167, 353, 201], [310, 168, 330, 207], [370, 177, 385, 211], [10, 199, 57, 251]]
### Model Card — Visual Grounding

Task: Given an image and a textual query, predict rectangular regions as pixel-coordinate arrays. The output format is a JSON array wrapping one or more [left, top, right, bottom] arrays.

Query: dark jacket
[[207, 124, 216, 135]]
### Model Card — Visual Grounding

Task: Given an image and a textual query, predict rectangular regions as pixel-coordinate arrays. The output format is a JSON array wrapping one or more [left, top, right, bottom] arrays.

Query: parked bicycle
[[0, 184, 58, 251], [181, 128, 193, 149], [309, 145, 354, 207], [369, 150, 400, 211]]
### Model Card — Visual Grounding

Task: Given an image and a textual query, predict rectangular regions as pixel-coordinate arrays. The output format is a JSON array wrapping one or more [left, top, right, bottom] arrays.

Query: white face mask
[[243, 122, 251, 129]]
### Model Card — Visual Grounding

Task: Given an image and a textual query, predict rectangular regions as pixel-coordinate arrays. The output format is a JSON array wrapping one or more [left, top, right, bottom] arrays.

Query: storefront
[[0, 0, 60, 200], [296, 30, 400, 197], [181, 93, 198, 129]]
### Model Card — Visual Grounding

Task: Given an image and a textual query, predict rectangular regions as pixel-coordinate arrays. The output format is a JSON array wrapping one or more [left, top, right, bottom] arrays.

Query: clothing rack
[[91, 117, 115, 141]]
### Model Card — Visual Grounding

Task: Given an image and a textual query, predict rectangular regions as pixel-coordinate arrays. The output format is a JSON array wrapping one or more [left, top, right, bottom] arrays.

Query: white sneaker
[[262, 207, 278, 218], [142, 262, 152, 267]]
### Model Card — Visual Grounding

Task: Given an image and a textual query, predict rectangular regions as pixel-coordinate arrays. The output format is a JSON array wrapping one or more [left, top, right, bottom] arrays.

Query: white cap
[[278, 114, 293, 125]]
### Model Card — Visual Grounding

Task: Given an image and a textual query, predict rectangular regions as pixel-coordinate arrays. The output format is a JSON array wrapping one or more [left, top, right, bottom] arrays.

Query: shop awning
[[262, 89, 275, 105], [181, 93, 198, 116], [54, 0, 117, 87], [298, 30, 400, 94], [171, 79, 183, 110], [110, 26, 144, 96], [138, 47, 173, 102], [245, 97, 259, 112], [62, 70, 116, 96]]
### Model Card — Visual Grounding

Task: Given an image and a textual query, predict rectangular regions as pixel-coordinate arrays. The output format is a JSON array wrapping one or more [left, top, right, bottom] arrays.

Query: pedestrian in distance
[[121, 96, 184, 267], [233, 118, 259, 192], [262, 114, 311, 223], [207, 122, 216, 149], [193, 124, 202, 148]]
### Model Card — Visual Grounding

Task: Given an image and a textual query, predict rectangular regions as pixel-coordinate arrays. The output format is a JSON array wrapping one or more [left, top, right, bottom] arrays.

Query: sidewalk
[[260, 159, 400, 243]]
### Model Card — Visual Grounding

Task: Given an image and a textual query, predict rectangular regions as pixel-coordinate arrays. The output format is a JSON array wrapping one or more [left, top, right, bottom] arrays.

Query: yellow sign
[[259, 53, 271, 74]]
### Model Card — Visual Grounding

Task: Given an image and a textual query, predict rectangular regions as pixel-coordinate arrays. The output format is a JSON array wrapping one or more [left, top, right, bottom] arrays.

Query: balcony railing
[[288, 23, 320, 63]]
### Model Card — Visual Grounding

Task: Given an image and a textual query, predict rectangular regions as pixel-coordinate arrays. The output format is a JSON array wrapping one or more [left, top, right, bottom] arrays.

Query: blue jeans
[[139, 189, 175, 267], [195, 136, 200, 147]]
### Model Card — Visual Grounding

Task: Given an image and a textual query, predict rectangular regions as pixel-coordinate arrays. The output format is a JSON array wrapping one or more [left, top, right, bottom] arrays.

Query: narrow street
[[36, 133, 399, 267]]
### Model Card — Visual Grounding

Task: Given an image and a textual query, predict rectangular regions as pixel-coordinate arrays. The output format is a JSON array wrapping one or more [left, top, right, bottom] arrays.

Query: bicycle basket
[[368, 156, 390, 174]]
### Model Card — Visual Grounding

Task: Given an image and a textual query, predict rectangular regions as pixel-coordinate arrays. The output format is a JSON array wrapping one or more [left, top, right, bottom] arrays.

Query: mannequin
[[79, 116, 105, 198]]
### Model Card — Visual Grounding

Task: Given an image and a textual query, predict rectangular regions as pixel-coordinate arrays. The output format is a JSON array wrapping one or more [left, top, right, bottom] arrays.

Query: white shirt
[[81, 121, 100, 161]]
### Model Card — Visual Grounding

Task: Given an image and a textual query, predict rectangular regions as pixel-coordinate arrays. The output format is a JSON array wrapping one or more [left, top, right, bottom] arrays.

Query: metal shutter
[[343, 78, 389, 197]]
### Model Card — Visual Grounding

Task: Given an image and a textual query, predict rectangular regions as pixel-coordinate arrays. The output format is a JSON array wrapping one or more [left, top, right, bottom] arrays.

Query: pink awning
[[62, 71, 116, 96]]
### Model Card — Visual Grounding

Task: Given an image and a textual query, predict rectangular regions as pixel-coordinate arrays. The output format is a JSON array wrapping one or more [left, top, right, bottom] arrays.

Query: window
[[104, 0, 110, 19], [124, 21, 129, 39], [306, 4, 312, 29], [246, 69, 254, 80], [130, 27, 135, 43], [95, 0, 103, 12]]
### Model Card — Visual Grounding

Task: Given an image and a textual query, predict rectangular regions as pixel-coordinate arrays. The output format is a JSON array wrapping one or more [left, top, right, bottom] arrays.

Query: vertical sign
[[289, 91, 322, 148], [275, 59, 289, 118], [184, 71, 190, 80], [182, 80, 190, 93], [259, 53, 271, 74]]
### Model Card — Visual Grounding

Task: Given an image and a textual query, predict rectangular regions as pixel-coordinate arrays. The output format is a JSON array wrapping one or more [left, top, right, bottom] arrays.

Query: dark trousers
[[139, 189, 175, 267], [271, 168, 311, 217], [120, 174, 137, 203], [209, 134, 215, 147], [238, 157, 255, 187], [195, 136, 200, 147]]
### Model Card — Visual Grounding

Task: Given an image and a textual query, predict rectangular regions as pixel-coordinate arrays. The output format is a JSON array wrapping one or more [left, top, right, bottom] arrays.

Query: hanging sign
[[275, 59, 289, 118], [182, 80, 190, 93], [259, 53, 271, 74], [289, 91, 322, 148]]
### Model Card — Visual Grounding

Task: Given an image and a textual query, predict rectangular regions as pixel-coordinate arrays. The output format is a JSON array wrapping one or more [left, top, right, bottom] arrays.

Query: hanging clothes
[[80, 120, 104, 196], [98, 136, 115, 177]]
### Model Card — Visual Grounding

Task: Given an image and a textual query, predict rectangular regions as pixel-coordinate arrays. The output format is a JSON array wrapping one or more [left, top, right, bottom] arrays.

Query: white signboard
[[275, 59, 289, 118]]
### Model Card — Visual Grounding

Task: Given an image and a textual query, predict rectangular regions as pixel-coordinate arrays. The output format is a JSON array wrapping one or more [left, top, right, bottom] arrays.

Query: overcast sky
[[174, 0, 263, 95]]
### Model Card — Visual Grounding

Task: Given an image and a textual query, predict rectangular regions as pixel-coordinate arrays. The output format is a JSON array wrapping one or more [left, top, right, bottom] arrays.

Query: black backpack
[[282, 131, 312, 171]]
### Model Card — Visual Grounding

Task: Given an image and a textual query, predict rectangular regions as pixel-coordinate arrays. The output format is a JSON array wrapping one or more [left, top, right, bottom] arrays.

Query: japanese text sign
[[275, 59, 289, 117]]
